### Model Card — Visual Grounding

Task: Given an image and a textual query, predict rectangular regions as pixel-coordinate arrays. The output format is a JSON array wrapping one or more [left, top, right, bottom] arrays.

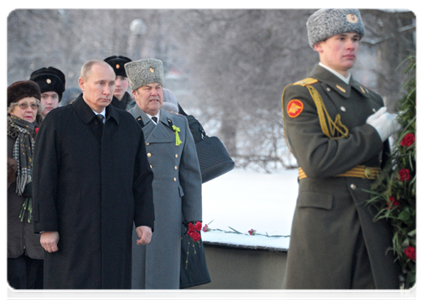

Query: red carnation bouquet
[[367, 56, 416, 288], [187, 221, 202, 242], [182, 221, 203, 269]]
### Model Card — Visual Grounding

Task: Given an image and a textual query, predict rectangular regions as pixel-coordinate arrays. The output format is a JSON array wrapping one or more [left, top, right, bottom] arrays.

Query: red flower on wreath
[[248, 229, 256, 236], [404, 246, 416, 261], [398, 169, 411, 181], [400, 133, 415, 147], [387, 196, 401, 209], [187, 221, 202, 242]]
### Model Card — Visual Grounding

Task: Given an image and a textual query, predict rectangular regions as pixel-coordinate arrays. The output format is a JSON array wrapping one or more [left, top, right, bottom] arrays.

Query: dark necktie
[[151, 117, 158, 124], [96, 114, 104, 125]]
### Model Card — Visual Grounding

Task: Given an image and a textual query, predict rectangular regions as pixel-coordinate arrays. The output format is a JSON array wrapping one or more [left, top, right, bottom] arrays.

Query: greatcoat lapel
[[128, 105, 175, 144]]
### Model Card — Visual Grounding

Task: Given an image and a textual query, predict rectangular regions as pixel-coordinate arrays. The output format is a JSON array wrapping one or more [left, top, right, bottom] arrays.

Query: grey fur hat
[[124, 58, 164, 91], [162, 88, 179, 113], [307, 9, 365, 48]]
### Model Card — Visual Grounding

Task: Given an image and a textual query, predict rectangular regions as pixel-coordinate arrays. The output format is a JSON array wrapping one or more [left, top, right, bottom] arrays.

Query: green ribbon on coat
[[172, 125, 183, 146]]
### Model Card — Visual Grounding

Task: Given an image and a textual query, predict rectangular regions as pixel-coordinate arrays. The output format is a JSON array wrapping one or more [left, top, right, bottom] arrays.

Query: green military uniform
[[281, 64, 400, 289]]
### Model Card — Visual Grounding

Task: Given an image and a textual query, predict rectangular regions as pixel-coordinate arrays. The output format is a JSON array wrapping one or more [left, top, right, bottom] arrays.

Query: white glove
[[366, 108, 402, 142], [366, 107, 386, 123]]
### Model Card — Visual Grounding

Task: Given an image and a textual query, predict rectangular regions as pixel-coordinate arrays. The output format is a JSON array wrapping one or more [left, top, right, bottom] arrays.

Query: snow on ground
[[200, 168, 299, 250]]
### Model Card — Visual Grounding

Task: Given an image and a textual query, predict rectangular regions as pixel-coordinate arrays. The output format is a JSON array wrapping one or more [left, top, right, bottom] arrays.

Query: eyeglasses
[[15, 102, 39, 110]]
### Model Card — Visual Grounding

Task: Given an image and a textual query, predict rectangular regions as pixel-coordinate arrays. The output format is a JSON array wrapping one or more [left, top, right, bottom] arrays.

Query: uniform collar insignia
[[336, 84, 346, 93]]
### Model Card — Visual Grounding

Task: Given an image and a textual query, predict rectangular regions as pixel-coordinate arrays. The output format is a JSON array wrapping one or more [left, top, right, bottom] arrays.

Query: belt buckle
[[364, 167, 373, 179]]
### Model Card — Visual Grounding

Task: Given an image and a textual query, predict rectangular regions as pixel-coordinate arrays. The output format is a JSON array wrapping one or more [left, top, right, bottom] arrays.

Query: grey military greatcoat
[[281, 64, 400, 289], [129, 105, 202, 289]]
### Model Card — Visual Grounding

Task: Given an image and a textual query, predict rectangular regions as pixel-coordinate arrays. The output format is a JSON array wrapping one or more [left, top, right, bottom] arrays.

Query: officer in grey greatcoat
[[125, 58, 202, 289], [281, 9, 402, 289], [104, 55, 135, 110]]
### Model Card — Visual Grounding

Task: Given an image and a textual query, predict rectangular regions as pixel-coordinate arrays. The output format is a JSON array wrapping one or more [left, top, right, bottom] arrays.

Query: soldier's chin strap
[[281, 77, 349, 153]]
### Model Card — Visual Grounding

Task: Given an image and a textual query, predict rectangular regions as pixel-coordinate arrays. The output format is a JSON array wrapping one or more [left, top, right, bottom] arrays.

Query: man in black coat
[[32, 60, 154, 289]]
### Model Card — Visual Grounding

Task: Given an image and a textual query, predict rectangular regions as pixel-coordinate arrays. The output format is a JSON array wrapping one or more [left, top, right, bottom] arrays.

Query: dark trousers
[[8, 254, 44, 289]]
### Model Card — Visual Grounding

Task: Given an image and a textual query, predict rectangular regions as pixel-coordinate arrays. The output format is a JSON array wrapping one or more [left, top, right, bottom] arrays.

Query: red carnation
[[202, 224, 211, 232], [387, 196, 401, 209], [189, 231, 201, 242], [398, 169, 411, 181], [194, 221, 202, 231], [404, 246, 416, 261], [400, 133, 415, 147], [35, 127, 39, 134], [188, 221, 202, 232]]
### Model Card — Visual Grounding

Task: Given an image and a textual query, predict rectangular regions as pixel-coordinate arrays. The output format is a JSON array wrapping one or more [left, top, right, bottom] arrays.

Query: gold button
[[174, 177, 177, 181], [326, 87, 331, 92], [175, 154, 178, 158], [372, 108, 376, 112], [340, 106, 346, 112], [364, 167, 373, 179], [174, 166, 178, 170], [147, 153, 151, 157], [350, 184, 356, 190], [150, 165, 153, 169], [146, 143, 150, 146]]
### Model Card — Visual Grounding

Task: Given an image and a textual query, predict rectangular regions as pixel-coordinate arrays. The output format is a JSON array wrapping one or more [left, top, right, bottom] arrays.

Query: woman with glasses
[[7, 80, 44, 289]]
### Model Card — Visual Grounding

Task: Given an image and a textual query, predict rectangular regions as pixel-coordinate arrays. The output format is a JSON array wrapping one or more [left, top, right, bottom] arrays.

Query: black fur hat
[[30, 66, 66, 101], [7, 80, 41, 107], [104, 55, 132, 77]]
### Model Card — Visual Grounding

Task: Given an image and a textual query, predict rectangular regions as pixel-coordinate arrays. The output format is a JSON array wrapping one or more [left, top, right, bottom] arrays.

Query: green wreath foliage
[[367, 56, 416, 288]]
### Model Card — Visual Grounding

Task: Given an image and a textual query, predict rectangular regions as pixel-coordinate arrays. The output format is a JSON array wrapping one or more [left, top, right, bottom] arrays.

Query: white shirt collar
[[147, 110, 161, 124], [319, 62, 351, 84]]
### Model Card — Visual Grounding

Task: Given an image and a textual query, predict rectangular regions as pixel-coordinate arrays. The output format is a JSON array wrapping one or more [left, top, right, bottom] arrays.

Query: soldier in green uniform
[[104, 55, 136, 110], [281, 9, 402, 289]]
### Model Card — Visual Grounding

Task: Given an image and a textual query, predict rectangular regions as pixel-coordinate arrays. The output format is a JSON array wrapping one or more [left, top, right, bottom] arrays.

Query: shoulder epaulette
[[294, 77, 318, 86]]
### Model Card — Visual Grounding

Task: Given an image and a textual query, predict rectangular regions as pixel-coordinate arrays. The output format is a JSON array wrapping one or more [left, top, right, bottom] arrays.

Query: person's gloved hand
[[366, 107, 386, 123], [366, 107, 402, 142]]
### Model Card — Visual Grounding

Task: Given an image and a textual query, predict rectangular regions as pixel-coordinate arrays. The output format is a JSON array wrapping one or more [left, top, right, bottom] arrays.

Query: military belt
[[298, 165, 381, 180]]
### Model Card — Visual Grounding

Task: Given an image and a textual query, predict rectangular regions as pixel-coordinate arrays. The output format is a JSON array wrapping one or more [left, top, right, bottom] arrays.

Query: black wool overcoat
[[32, 95, 154, 289]]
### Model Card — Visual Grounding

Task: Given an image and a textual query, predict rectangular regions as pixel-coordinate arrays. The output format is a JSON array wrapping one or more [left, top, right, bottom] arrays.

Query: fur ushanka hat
[[124, 58, 164, 92], [307, 9, 365, 49], [7, 80, 41, 107], [30, 66, 66, 101]]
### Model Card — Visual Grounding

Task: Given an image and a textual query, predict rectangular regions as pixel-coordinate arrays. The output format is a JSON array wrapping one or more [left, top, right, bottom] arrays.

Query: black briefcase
[[178, 104, 234, 183]]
